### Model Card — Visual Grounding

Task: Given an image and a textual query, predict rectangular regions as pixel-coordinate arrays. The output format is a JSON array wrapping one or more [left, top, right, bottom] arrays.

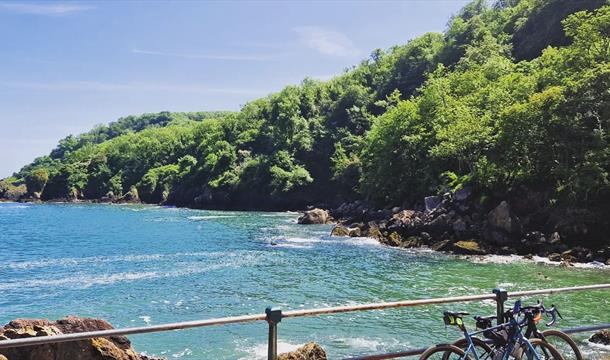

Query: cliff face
[[0, 316, 163, 360]]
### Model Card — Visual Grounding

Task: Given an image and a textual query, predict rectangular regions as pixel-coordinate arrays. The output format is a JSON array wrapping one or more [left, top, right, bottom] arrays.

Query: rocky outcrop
[[590, 330, 610, 345], [0, 180, 27, 202], [0, 316, 163, 360], [326, 186, 610, 265], [278, 342, 327, 360], [298, 209, 331, 225]]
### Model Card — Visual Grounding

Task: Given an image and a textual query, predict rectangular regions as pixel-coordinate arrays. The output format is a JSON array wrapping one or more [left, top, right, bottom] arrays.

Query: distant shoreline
[[4, 199, 609, 270]]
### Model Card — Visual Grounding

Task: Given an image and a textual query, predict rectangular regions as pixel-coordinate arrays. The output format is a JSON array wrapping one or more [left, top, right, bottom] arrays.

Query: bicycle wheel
[[419, 344, 470, 360], [540, 330, 583, 360], [516, 338, 565, 360], [450, 337, 494, 360]]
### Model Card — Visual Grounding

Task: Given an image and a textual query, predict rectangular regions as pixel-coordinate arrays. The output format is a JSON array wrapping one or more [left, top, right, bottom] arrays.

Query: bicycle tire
[[517, 338, 565, 360], [450, 337, 494, 360], [540, 329, 583, 360], [419, 344, 471, 360]]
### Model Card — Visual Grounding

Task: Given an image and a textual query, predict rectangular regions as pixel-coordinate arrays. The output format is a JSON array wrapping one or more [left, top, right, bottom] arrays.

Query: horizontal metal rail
[[0, 283, 609, 358]]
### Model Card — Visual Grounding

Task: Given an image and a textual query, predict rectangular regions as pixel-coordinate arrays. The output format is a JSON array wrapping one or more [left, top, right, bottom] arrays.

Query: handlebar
[[515, 300, 563, 327]]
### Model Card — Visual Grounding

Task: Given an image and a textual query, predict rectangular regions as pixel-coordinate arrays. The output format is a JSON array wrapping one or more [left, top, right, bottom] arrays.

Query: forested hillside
[[3, 0, 609, 245]]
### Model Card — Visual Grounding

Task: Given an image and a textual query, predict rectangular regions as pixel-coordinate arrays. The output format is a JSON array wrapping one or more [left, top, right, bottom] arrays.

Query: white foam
[[4, 251, 260, 270], [238, 341, 303, 360], [272, 243, 312, 249], [337, 237, 381, 247], [465, 254, 523, 264], [171, 348, 193, 358], [139, 316, 152, 325], [584, 340, 610, 355], [460, 254, 609, 270], [284, 237, 322, 244], [187, 215, 237, 220], [0, 255, 263, 291], [343, 337, 385, 349], [329, 336, 409, 352]]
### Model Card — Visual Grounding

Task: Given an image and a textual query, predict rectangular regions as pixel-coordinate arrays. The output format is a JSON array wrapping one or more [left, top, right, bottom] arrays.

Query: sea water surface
[[1, 202, 609, 359]]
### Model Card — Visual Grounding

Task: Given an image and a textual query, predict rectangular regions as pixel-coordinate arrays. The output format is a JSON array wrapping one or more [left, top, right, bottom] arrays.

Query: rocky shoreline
[[4, 184, 609, 267], [0, 316, 327, 360], [0, 316, 162, 360], [299, 187, 610, 267]]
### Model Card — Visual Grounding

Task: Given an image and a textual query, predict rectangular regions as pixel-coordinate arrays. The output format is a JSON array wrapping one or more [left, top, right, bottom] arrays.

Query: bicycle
[[450, 301, 581, 360], [519, 302, 582, 360], [419, 301, 564, 360]]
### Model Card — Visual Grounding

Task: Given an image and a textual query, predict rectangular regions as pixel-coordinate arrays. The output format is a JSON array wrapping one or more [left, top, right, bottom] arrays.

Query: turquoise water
[[0, 202, 609, 359]]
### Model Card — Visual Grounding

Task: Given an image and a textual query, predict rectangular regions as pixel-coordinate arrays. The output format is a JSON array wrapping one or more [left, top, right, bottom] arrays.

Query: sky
[[0, 0, 471, 178]]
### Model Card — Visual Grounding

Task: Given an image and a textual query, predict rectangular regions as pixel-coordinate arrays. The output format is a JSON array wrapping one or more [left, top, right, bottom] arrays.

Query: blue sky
[[0, 0, 470, 178]]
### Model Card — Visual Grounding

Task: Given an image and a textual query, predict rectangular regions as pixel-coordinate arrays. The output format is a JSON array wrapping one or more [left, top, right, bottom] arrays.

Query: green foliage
[[25, 168, 49, 194], [4, 0, 608, 229]]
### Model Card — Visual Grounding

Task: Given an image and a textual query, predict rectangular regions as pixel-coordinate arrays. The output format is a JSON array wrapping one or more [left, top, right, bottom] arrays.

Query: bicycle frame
[[457, 317, 545, 360]]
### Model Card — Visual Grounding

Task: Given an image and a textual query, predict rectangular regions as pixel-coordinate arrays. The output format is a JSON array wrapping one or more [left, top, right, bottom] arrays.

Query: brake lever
[[553, 305, 563, 319], [545, 305, 559, 327]]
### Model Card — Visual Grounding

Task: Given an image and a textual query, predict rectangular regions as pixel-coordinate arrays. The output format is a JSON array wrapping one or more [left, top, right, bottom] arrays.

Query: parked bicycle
[[449, 301, 582, 360], [419, 300, 564, 360]]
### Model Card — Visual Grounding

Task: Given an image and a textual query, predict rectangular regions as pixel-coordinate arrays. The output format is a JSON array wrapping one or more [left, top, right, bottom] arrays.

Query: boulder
[[381, 232, 403, 247], [391, 210, 416, 224], [0, 316, 163, 360], [453, 187, 472, 202], [278, 342, 327, 360], [431, 239, 452, 252], [452, 218, 467, 233], [453, 240, 485, 255], [589, 330, 610, 345], [487, 201, 520, 234], [330, 225, 350, 237], [483, 201, 523, 245], [298, 209, 330, 225], [424, 196, 442, 213], [348, 227, 362, 237], [366, 226, 383, 240], [122, 186, 140, 203]]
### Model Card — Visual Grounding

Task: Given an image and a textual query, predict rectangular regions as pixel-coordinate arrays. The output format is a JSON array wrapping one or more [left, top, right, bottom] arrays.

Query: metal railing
[[1, 283, 609, 359]]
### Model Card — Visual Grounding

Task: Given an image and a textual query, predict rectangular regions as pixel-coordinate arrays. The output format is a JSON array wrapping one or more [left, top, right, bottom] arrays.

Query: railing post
[[493, 288, 508, 325], [265, 307, 282, 360]]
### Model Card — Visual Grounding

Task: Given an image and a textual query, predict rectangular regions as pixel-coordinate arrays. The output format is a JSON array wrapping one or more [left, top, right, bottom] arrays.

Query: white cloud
[[131, 48, 272, 61], [0, 2, 93, 16], [0, 80, 267, 96], [293, 26, 361, 57]]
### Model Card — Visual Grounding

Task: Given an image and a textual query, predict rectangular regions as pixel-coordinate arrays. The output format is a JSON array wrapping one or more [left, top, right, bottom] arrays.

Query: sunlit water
[[0, 203, 609, 359]]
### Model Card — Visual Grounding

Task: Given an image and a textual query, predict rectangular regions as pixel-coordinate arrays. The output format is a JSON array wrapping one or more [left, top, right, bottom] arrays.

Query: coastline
[[3, 198, 609, 269]]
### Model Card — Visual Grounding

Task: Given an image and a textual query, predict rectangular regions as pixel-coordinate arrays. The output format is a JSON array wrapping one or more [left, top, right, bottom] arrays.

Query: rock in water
[[278, 342, 327, 360], [330, 225, 350, 236], [589, 330, 610, 345], [0, 316, 163, 360], [453, 240, 485, 255], [298, 209, 330, 224]]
